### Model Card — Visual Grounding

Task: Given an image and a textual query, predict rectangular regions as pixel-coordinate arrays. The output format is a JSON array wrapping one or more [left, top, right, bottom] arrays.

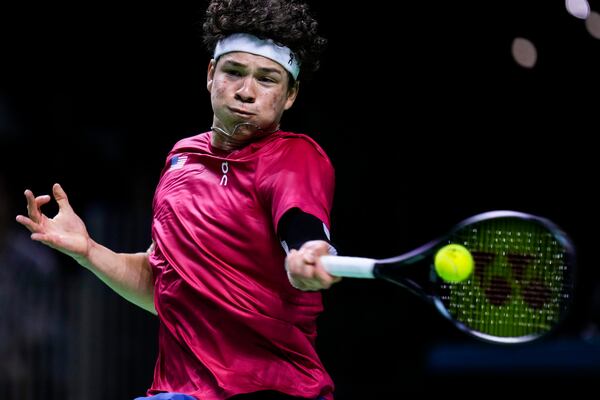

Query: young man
[[16, 1, 339, 399]]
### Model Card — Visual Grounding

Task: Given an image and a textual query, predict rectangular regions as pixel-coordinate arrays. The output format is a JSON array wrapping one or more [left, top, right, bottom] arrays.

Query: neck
[[210, 123, 279, 151]]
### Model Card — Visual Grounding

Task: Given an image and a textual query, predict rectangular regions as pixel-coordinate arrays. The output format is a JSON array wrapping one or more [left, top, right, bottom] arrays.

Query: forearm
[[280, 209, 340, 291], [76, 239, 156, 314]]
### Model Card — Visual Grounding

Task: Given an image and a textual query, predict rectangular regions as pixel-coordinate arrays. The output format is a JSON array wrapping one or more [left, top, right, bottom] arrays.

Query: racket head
[[430, 211, 576, 344]]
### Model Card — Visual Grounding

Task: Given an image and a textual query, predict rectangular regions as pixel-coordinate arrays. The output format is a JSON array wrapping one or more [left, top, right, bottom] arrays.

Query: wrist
[[73, 237, 95, 268]]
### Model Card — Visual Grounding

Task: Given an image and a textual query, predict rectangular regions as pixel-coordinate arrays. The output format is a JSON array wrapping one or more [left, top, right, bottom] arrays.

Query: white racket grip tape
[[320, 256, 376, 278]]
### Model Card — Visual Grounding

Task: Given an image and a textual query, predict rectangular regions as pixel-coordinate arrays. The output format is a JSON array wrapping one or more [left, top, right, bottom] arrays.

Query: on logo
[[220, 161, 229, 186]]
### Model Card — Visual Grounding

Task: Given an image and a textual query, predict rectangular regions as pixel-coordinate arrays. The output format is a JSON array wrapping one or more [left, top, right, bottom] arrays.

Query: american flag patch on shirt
[[169, 155, 188, 170]]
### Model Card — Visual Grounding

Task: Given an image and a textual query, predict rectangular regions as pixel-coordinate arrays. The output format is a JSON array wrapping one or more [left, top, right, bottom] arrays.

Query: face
[[207, 52, 298, 147]]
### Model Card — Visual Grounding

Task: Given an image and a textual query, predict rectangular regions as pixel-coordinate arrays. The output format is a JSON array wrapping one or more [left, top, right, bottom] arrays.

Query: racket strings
[[438, 218, 572, 339]]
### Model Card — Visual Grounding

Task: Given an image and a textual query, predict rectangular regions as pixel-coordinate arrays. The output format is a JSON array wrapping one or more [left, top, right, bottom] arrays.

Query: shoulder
[[168, 132, 211, 156], [265, 131, 330, 161], [255, 131, 334, 183]]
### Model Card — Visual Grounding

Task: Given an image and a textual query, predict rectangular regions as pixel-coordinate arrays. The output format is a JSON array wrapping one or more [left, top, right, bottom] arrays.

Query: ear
[[284, 80, 300, 111], [207, 59, 216, 92]]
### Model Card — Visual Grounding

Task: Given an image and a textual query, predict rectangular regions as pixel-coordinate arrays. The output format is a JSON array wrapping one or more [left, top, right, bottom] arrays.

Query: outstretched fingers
[[15, 214, 41, 233], [24, 189, 43, 222], [52, 183, 72, 211], [15, 215, 54, 245], [18, 188, 52, 234], [30, 232, 52, 244]]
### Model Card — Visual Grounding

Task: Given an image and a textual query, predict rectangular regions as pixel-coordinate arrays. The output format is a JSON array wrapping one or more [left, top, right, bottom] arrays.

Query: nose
[[234, 76, 256, 103]]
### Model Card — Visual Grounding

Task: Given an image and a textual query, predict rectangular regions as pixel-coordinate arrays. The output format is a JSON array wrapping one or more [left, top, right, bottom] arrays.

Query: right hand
[[285, 240, 342, 291], [16, 183, 91, 261]]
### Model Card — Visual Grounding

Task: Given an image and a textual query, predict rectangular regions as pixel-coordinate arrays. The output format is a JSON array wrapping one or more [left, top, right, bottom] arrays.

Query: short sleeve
[[256, 136, 335, 234]]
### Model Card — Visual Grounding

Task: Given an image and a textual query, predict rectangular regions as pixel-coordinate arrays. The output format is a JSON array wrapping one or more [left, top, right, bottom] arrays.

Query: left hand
[[285, 240, 342, 291]]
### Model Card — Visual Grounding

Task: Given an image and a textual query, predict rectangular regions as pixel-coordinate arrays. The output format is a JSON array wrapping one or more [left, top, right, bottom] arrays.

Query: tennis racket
[[321, 211, 576, 344]]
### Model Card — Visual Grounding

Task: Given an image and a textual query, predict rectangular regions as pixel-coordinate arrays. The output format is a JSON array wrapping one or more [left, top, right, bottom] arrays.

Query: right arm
[[279, 208, 341, 291], [15, 183, 156, 314]]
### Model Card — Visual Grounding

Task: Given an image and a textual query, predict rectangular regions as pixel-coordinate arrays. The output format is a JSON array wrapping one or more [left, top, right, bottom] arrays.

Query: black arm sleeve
[[278, 208, 334, 252]]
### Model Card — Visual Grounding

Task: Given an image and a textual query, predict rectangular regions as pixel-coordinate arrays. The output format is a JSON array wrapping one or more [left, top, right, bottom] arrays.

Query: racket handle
[[320, 255, 376, 278]]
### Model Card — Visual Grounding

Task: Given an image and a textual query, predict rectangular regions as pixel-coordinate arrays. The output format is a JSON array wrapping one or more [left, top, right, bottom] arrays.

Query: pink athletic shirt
[[147, 130, 335, 400]]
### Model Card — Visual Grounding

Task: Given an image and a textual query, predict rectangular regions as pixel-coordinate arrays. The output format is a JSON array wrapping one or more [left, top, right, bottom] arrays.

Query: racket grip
[[320, 255, 376, 278]]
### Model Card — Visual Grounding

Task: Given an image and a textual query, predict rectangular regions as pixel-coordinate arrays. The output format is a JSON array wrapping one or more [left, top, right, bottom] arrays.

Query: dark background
[[1, 0, 600, 398]]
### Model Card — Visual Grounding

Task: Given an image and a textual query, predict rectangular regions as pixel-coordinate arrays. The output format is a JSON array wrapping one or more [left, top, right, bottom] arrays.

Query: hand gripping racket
[[321, 211, 576, 344]]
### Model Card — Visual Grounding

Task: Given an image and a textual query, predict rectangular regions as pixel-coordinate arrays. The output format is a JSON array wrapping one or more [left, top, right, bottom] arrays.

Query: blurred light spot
[[511, 38, 537, 69], [586, 11, 600, 39], [565, 0, 590, 19]]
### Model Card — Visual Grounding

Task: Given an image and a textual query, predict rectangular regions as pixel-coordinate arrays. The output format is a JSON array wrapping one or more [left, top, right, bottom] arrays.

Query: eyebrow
[[221, 60, 283, 76]]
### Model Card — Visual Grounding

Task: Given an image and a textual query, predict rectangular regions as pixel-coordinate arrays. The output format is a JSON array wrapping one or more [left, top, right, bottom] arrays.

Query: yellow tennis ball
[[434, 244, 474, 283]]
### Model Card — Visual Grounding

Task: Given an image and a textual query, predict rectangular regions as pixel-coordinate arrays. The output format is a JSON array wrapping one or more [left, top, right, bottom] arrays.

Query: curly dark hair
[[202, 0, 326, 81]]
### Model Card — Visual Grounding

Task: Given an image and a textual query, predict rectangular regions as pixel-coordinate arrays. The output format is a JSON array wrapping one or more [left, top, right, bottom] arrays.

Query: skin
[[207, 51, 299, 151], [14, 52, 339, 315], [15, 184, 157, 313]]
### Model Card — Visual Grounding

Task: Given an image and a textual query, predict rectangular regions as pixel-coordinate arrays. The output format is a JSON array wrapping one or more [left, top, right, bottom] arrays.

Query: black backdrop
[[1, 0, 600, 397]]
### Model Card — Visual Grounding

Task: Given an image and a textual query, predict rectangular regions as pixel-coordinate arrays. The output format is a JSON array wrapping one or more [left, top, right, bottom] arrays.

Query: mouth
[[228, 107, 254, 117]]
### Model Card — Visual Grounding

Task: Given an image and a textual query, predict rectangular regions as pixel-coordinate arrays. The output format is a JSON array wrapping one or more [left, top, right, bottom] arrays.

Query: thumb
[[53, 183, 72, 211]]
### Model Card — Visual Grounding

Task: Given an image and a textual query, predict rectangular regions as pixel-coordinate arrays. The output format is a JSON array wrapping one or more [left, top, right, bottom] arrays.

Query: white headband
[[214, 33, 300, 80]]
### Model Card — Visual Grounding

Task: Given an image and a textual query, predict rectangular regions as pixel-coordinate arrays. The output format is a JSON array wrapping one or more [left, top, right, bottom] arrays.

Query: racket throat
[[374, 263, 434, 301]]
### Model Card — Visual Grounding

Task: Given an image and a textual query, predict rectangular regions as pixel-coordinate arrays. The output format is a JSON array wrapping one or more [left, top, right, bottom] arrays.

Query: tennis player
[[16, 1, 340, 399]]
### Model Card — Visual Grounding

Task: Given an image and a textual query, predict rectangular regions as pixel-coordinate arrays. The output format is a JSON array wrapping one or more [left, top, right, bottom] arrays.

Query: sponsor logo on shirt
[[220, 161, 229, 186]]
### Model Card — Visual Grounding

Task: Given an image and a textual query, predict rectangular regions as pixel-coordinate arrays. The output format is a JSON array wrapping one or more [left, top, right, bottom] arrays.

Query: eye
[[258, 76, 277, 84], [224, 69, 242, 77]]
